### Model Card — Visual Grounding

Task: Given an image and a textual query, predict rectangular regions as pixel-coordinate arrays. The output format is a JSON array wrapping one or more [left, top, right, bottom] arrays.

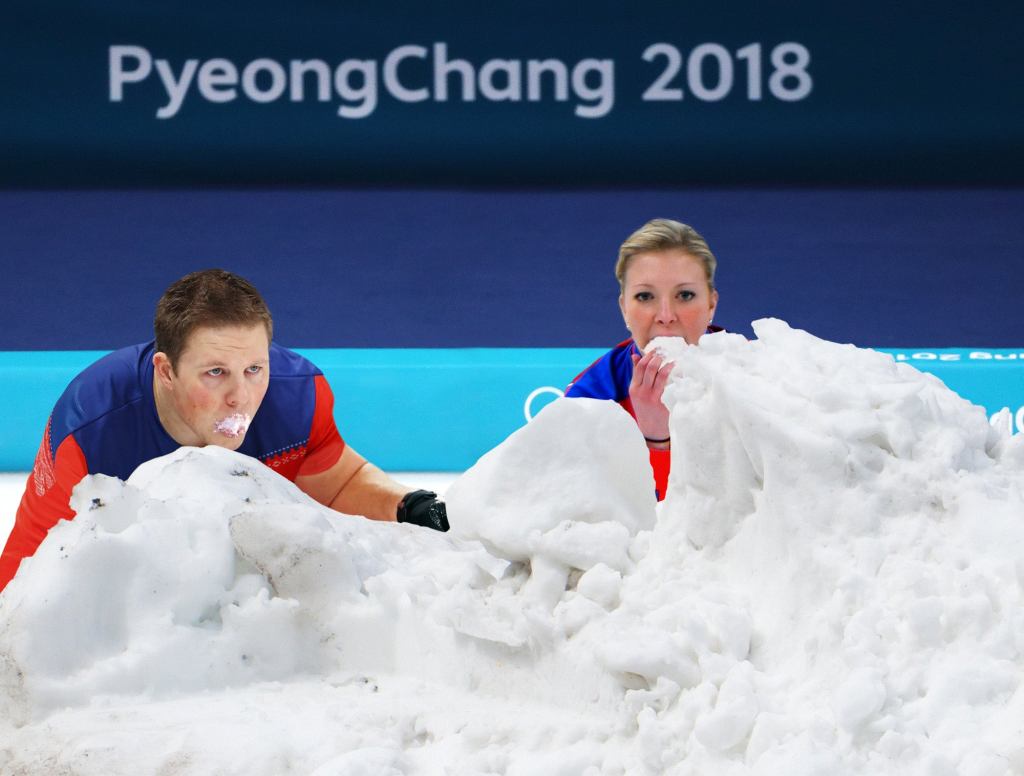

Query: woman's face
[[619, 249, 718, 351]]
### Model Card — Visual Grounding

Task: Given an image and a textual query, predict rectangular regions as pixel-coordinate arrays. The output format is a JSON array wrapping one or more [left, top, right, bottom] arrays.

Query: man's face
[[155, 323, 270, 450]]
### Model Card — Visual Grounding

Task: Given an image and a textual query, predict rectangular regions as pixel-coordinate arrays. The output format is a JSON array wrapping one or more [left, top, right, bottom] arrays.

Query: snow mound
[[1, 319, 1022, 775]]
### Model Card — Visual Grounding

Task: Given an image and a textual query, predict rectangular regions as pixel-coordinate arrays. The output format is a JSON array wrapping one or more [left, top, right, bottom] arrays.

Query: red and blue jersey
[[0, 342, 345, 592], [565, 338, 641, 405], [565, 328, 723, 501]]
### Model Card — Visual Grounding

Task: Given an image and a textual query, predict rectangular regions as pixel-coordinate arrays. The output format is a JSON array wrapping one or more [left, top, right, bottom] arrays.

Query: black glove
[[397, 490, 450, 532]]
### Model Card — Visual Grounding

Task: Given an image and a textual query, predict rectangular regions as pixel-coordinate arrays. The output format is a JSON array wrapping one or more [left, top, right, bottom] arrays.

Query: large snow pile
[[1, 319, 1022, 775]]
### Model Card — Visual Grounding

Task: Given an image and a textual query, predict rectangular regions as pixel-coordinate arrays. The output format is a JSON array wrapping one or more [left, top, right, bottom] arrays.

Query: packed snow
[[1, 319, 1022, 775], [214, 412, 253, 439]]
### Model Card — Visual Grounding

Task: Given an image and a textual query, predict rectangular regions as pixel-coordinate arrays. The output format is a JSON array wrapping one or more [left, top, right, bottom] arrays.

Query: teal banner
[[4, 1, 1022, 184], [1, 348, 1021, 472]]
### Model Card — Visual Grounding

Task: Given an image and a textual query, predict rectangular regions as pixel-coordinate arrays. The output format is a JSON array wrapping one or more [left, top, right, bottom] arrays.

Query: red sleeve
[[0, 423, 87, 593], [649, 447, 670, 502], [296, 374, 346, 477], [619, 395, 671, 502]]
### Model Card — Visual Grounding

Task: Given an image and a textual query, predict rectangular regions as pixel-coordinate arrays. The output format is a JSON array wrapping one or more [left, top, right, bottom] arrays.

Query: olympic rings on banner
[[524, 386, 564, 422]]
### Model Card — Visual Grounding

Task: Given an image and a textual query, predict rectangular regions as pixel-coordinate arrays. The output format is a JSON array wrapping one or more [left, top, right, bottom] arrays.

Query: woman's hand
[[629, 350, 673, 447]]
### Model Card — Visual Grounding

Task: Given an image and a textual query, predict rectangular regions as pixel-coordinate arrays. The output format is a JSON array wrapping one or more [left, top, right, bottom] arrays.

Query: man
[[0, 269, 447, 593]]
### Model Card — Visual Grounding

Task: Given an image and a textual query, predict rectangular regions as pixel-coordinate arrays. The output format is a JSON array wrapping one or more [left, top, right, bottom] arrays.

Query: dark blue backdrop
[[3, 1, 1023, 350], [3, 0, 1023, 185], [2, 188, 1021, 350]]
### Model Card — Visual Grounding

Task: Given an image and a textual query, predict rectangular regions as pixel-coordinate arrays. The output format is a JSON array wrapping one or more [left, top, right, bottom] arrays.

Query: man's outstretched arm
[[295, 445, 448, 531]]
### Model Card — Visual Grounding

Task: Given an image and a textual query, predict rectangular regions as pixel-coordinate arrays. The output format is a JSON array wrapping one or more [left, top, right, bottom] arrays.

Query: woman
[[565, 219, 721, 500]]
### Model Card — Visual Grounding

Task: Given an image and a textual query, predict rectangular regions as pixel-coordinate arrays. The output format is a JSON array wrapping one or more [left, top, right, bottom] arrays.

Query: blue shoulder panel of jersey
[[47, 343, 163, 475], [564, 339, 636, 402], [237, 344, 324, 462]]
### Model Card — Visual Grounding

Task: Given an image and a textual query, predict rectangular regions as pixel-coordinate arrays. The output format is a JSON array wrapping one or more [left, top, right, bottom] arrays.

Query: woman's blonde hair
[[615, 219, 717, 292]]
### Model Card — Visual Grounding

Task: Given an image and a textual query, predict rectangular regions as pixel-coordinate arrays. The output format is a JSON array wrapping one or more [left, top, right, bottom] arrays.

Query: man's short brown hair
[[154, 269, 273, 368]]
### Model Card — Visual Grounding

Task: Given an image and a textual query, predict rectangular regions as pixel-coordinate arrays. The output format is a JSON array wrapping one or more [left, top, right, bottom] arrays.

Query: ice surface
[[1, 319, 1023, 775]]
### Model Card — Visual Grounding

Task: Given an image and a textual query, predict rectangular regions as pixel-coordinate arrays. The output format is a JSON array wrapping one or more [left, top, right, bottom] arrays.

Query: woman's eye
[[634, 292, 654, 302], [678, 290, 696, 301]]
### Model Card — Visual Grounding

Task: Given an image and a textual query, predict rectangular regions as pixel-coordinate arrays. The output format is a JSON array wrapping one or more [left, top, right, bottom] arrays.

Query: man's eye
[[246, 365, 263, 375], [207, 368, 223, 377]]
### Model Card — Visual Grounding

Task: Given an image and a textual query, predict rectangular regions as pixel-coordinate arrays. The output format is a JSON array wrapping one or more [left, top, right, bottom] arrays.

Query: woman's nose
[[657, 300, 676, 322]]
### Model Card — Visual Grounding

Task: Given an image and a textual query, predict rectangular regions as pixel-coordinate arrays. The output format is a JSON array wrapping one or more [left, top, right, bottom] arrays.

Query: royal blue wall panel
[[2, 189, 1022, 351]]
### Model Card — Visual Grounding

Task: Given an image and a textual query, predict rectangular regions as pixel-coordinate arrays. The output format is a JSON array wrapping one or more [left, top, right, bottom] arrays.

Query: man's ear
[[153, 352, 175, 387]]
